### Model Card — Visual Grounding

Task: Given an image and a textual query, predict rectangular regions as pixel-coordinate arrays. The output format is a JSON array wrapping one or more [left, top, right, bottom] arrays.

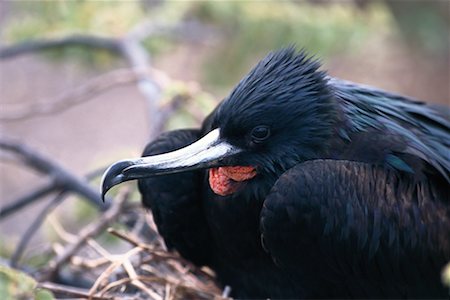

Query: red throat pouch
[[208, 166, 257, 196]]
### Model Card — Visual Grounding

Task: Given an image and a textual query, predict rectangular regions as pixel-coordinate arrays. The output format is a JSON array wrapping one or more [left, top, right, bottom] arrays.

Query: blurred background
[[0, 0, 449, 292]]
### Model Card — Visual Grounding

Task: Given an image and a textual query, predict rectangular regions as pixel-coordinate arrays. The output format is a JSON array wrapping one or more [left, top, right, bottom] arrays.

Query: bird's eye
[[251, 126, 270, 143]]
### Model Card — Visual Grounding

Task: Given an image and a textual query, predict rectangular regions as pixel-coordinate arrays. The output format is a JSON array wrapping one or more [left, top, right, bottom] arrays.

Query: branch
[[38, 281, 115, 300], [0, 68, 138, 122], [0, 181, 57, 219], [10, 191, 67, 268], [0, 166, 108, 220], [0, 20, 211, 60], [0, 34, 121, 59], [37, 188, 129, 281], [0, 138, 109, 210], [0, 21, 212, 137]]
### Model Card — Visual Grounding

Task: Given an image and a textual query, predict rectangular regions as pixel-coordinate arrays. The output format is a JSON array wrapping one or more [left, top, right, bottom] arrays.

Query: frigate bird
[[102, 48, 450, 299]]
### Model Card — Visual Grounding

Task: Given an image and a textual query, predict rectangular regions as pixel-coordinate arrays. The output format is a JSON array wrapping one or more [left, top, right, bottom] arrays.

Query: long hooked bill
[[101, 129, 241, 200]]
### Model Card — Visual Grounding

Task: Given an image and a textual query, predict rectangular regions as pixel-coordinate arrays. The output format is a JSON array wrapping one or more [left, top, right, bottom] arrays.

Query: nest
[[34, 189, 229, 300]]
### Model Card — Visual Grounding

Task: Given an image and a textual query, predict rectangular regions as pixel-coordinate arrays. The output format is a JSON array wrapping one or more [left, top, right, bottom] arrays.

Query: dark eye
[[251, 126, 270, 143]]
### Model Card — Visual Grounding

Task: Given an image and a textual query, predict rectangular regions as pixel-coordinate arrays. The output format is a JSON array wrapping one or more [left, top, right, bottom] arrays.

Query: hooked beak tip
[[101, 173, 127, 202], [101, 160, 134, 201]]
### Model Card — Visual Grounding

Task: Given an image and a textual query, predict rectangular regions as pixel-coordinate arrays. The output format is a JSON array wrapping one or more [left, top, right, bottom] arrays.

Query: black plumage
[[102, 48, 450, 299]]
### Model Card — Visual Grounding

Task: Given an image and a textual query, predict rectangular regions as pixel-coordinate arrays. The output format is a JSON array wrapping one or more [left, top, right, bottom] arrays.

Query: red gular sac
[[208, 166, 257, 196]]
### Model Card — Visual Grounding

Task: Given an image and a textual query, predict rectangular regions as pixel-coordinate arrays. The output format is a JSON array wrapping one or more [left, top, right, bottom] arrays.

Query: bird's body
[[103, 48, 450, 299]]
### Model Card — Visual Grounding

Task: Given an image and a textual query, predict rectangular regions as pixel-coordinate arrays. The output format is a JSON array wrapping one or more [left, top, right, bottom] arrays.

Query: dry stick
[[131, 279, 163, 300], [96, 277, 132, 297], [37, 188, 130, 282], [0, 139, 109, 210], [108, 228, 177, 259], [0, 165, 107, 220], [108, 228, 218, 282], [165, 283, 172, 300], [123, 256, 163, 300], [88, 227, 222, 299], [0, 20, 213, 132], [120, 20, 192, 140], [0, 181, 56, 219], [89, 247, 143, 298], [0, 20, 211, 60], [10, 191, 68, 268], [136, 275, 221, 299], [0, 68, 138, 121], [71, 255, 110, 269], [47, 214, 78, 243], [38, 281, 114, 300], [0, 22, 180, 138], [0, 34, 122, 59], [119, 37, 162, 140]]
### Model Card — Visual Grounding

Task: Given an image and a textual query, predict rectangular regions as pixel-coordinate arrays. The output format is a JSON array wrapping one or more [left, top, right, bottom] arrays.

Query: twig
[[0, 181, 57, 219], [108, 228, 218, 282], [108, 228, 177, 261], [0, 138, 109, 210], [47, 214, 78, 243], [0, 20, 212, 60], [0, 20, 215, 135], [37, 188, 130, 281], [89, 247, 143, 298], [38, 281, 115, 300], [119, 36, 162, 140], [222, 286, 232, 299], [10, 191, 67, 268], [0, 34, 121, 59], [0, 68, 138, 121], [131, 278, 163, 300], [0, 23, 175, 139], [71, 256, 110, 269], [96, 277, 132, 298], [0, 165, 108, 220], [165, 283, 172, 300], [107, 228, 150, 249]]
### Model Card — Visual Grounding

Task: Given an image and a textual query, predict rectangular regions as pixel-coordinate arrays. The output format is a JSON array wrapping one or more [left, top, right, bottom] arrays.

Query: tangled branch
[[0, 68, 138, 122], [0, 138, 108, 210]]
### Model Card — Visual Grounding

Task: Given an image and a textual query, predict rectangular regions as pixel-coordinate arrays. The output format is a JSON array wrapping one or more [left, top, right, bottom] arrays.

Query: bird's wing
[[260, 159, 450, 298], [138, 129, 214, 266], [330, 78, 450, 183]]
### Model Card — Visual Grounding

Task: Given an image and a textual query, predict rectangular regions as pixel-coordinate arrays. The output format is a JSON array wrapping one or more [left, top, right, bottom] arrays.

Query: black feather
[[127, 48, 450, 298]]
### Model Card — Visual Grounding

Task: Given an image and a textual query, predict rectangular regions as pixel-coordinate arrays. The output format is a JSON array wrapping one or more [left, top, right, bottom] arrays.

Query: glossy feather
[[134, 48, 449, 298]]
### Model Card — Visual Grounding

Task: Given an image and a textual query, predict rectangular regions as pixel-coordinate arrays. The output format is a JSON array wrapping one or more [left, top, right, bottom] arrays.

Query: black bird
[[102, 48, 450, 299]]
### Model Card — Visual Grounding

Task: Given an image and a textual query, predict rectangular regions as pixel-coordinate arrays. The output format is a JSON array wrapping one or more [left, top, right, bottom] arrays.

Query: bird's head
[[102, 47, 338, 199]]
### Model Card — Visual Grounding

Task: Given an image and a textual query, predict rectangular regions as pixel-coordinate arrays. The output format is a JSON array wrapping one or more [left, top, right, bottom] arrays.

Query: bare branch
[[0, 181, 57, 219], [0, 20, 213, 138], [0, 20, 212, 60], [37, 188, 129, 281], [118, 38, 162, 140], [0, 34, 121, 59], [0, 166, 108, 220], [10, 191, 67, 268], [0, 68, 138, 122], [0, 138, 109, 210], [38, 281, 115, 300]]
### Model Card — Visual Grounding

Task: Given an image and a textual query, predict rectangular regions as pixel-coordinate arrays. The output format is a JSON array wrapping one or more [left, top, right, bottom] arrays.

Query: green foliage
[[0, 235, 13, 258], [3, 1, 397, 86], [163, 80, 218, 131], [4, 1, 145, 40], [385, 1, 449, 55], [72, 195, 99, 224], [0, 265, 54, 300], [189, 2, 391, 89], [3, 1, 147, 68]]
